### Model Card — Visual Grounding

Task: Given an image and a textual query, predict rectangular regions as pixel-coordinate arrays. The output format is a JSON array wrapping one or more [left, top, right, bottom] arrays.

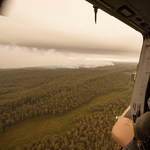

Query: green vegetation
[[0, 63, 136, 150]]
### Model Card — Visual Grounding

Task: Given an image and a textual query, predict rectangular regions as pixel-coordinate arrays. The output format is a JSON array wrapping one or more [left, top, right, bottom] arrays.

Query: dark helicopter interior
[[86, 0, 150, 35]]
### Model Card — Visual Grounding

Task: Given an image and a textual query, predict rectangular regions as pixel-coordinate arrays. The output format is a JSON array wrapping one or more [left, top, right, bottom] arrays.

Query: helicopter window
[[117, 6, 135, 18], [139, 22, 148, 28], [136, 17, 142, 22]]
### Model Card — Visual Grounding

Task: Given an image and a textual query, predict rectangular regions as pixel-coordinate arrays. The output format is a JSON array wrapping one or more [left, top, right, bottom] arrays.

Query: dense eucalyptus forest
[[0, 63, 136, 150]]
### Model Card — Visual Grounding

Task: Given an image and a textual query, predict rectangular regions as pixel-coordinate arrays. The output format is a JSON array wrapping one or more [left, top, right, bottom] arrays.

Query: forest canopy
[[0, 63, 136, 150]]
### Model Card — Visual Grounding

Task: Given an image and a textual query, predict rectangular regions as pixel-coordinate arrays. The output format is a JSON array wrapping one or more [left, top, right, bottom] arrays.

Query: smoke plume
[[0, 44, 114, 69]]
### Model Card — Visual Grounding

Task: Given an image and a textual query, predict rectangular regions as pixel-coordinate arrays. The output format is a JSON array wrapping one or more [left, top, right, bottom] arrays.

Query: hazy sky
[[0, 0, 143, 68]]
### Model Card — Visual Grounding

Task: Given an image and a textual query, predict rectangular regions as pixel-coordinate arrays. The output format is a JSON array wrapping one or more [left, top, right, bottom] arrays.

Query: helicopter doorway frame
[[131, 36, 150, 124]]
